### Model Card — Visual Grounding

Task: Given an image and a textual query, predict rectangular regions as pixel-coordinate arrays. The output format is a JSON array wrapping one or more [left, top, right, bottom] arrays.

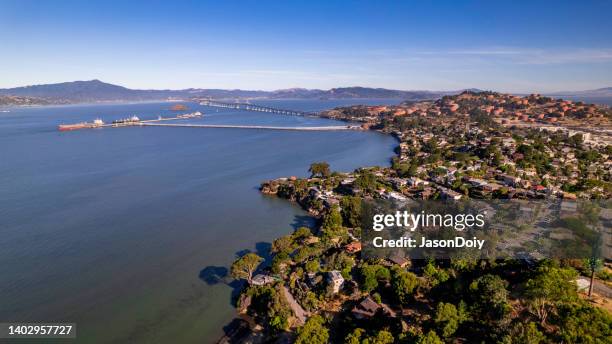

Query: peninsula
[[225, 91, 612, 343]]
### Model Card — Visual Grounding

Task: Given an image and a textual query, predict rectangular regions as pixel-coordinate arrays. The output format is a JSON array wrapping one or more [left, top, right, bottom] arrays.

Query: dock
[[138, 123, 361, 131], [58, 110, 363, 132]]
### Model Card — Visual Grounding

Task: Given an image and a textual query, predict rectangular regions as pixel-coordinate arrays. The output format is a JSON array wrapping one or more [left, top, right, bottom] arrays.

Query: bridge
[[139, 123, 361, 131], [198, 99, 318, 116]]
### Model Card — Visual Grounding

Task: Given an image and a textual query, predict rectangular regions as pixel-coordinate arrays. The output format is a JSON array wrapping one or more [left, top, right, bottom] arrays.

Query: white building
[[327, 270, 345, 294]]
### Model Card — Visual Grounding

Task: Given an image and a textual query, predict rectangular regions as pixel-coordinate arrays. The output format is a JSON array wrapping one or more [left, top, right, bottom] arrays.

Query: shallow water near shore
[[0, 99, 398, 343]]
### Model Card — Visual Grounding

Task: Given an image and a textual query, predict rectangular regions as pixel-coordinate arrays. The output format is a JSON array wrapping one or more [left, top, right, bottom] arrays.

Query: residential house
[[327, 270, 345, 294], [352, 296, 397, 319]]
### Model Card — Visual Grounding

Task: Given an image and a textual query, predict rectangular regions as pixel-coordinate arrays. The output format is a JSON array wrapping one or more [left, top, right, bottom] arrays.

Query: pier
[[198, 100, 318, 116], [139, 123, 361, 131], [58, 111, 363, 132], [58, 105, 363, 131]]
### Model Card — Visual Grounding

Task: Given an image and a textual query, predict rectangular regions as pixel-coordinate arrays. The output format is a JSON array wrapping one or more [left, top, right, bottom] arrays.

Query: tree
[[340, 196, 362, 228], [360, 264, 390, 293], [355, 170, 378, 193], [524, 266, 578, 325], [271, 235, 294, 254], [370, 330, 394, 344], [345, 328, 365, 344], [230, 253, 263, 284], [501, 322, 545, 344], [271, 251, 291, 276], [416, 330, 443, 344], [301, 291, 320, 312], [584, 257, 603, 298], [295, 315, 329, 344], [322, 206, 343, 230], [305, 259, 320, 273], [469, 274, 510, 321], [423, 261, 449, 287], [434, 302, 469, 338], [391, 266, 419, 305], [555, 302, 612, 343], [293, 226, 312, 240], [246, 284, 292, 332], [309, 162, 331, 178]]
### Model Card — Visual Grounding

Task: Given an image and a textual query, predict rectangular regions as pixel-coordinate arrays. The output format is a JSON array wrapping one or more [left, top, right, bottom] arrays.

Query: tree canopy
[[295, 315, 329, 344], [230, 253, 263, 284], [309, 162, 331, 178]]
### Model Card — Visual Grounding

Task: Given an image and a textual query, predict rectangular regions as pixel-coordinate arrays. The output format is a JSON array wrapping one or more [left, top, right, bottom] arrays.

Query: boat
[[170, 104, 188, 111], [58, 118, 105, 131], [112, 116, 140, 125], [176, 111, 203, 119], [58, 122, 90, 131]]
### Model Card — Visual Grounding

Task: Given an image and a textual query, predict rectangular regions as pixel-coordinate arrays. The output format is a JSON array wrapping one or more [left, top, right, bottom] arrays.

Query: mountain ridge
[[0, 80, 480, 105]]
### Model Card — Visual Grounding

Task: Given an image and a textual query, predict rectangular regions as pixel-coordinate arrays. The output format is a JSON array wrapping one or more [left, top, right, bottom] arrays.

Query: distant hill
[[0, 95, 69, 106], [0, 80, 185, 103], [266, 87, 448, 100], [547, 86, 612, 98], [574, 87, 612, 97], [0, 80, 481, 105]]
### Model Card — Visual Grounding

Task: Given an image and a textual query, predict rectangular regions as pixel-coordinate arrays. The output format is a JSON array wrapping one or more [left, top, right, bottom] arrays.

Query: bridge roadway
[[139, 122, 361, 131], [199, 100, 318, 116]]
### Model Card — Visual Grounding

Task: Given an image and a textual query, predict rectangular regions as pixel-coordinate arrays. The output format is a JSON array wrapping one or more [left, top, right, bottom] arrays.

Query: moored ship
[[58, 118, 105, 131], [111, 116, 140, 125], [176, 111, 203, 119]]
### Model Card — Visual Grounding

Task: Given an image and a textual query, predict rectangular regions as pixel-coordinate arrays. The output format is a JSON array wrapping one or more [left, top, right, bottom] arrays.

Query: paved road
[[282, 286, 308, 326]]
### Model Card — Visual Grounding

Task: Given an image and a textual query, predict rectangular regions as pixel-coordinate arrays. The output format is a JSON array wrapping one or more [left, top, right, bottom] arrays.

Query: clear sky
[[1, 0, 611, 92]]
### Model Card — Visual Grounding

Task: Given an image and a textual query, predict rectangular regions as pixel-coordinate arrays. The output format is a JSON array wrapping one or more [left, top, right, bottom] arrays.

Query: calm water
[[565, 96, 612, 106], [0, 99, 398, 343]]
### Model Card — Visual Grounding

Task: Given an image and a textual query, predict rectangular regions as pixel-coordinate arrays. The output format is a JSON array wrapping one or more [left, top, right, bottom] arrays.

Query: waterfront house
[[251, 274, 276, 286]]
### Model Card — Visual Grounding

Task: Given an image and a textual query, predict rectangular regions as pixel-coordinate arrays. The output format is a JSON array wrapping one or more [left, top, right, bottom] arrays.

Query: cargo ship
[[111, 115, 140, 125], [58, 118, 104, 131], [176, 111, 203, 119]]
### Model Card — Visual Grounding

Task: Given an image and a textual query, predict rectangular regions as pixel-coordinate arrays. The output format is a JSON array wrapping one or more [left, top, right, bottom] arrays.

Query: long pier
[[139, 123, 361, 131], [58, 110, 363, 133], [199, 100, 318, 116]]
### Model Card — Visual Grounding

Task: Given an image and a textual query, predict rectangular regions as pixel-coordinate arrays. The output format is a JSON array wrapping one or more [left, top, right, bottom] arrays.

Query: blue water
[[561, 96, 612, 106], [0, 99, 398, 343]]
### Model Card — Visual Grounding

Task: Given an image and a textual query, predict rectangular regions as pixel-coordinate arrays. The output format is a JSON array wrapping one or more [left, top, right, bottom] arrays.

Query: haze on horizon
[[1, 0, 611, 93]]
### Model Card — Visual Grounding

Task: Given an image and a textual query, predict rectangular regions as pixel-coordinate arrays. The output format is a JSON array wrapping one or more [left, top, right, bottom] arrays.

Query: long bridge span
[[139, 123, 361, 131], [198, 100, 319, 116]]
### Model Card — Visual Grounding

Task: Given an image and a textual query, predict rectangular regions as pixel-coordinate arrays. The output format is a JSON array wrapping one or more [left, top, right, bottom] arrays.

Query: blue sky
[[1, 0, 611, 92]]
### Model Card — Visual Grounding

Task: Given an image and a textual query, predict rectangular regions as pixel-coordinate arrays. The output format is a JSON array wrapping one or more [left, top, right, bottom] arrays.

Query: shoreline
[[215, 108, 399, 343], [217, 91, 611, 343]]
